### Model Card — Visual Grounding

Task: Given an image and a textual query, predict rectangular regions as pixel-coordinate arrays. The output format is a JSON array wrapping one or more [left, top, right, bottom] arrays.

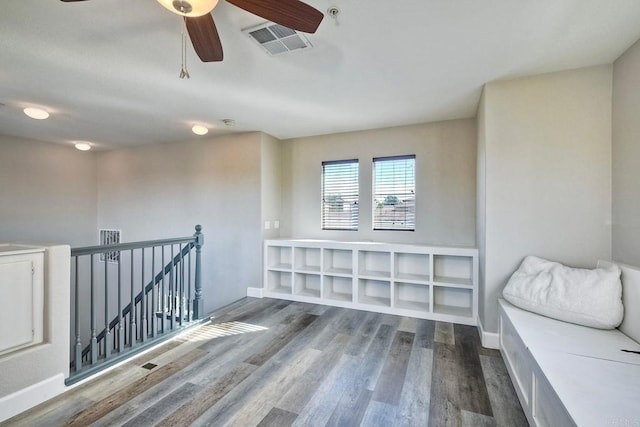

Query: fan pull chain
[[180, 17, 190, 79]]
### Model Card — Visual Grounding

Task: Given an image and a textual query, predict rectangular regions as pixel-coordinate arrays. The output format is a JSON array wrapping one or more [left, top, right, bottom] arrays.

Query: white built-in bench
[[499, 261, 640, 427]]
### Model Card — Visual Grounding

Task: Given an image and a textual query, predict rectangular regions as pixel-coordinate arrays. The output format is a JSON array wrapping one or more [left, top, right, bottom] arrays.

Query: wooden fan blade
[[60, 0, 90, 2], [186, 14, 224, 62], [227, 0, 323, 33]]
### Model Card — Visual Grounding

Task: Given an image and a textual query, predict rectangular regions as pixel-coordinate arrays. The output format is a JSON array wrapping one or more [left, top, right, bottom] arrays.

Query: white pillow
[[502, 256, 623, 329]]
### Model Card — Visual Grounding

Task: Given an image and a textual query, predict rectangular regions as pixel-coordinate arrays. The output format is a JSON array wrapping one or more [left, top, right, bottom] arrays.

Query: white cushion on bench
[[503, 256, 623, 329]]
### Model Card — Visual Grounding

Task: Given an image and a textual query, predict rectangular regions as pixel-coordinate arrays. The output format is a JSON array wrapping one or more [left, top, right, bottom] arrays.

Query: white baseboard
[[0, 373, 65, 423], [478, 318, 500, 349], [246, 287, 264, 298]]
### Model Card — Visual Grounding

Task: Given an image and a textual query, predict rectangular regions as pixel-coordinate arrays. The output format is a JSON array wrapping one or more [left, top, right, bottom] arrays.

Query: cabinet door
[[0, 259, 36, 354]]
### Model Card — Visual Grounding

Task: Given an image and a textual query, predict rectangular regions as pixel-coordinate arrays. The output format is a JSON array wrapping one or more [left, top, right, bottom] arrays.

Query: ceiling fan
[[60, 0, 324, 62]]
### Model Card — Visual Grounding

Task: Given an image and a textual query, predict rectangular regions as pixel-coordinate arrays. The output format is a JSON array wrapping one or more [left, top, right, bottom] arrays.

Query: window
[[373, 155, 416, 231], [322, 159, 359, 230]]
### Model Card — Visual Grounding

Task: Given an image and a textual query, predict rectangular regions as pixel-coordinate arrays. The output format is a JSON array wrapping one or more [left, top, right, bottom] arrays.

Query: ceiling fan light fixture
[[157, 0, 219, 17], [24, 107, 50, 120]]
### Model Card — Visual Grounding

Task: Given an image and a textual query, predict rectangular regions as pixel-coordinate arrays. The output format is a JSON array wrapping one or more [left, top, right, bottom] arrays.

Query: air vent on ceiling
[[243, 22, 313, 56]]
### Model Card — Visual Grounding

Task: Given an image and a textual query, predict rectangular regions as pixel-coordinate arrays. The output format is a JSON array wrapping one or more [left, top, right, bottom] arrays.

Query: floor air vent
[[243, 22, 313, 56]]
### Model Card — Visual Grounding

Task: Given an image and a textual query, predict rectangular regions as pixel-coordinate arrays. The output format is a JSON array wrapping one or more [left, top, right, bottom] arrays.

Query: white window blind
[[373, 155, 416, 231], [322, 159, 359, 230]]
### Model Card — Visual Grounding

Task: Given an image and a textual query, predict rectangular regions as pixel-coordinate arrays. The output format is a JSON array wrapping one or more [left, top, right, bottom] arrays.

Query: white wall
[[260, 133, 282, 240], [281, 120, 477, 246], [478, 65, 613, 333], [613, 39, 640, 267], [0, 245, 70, 422], [0, 136, 97, 246], [96, 133, 264, 314]]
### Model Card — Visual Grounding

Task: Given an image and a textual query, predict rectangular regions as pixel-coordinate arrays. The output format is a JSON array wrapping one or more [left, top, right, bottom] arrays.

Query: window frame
[[372, 154, 416, 232], [321, 159, 359, 231]]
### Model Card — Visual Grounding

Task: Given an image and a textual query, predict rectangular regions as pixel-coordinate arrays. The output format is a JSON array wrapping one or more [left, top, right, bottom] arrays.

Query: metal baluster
[[151, 246, 156, 338], [130, 249, 136, 347], [118, 253, 124, 352], [74, 257, 82, 372], [170, 244, 175, 330], [104, 253, 111, 359], [194, 225, 203, 319], [90, 254, 97, 365], [141, 248, 147, 342], [178, 243, 183, 327], [176, 243, 182, 327], [161, 245, 166, 334], [187, 247, 192, 322]]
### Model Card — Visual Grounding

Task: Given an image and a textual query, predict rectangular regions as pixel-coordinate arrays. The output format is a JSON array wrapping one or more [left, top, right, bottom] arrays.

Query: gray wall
[[476, 91, 488, 329], [477, 65, 613, 333], [0, 136, 97, 246], [96, 133, 264, 314], [613, 38, 640, 267], [281, 120, 477, 246], [261, 133, 282, 240]]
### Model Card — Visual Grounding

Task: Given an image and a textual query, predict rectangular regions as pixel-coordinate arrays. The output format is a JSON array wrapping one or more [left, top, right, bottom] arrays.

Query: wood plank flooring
[[3, 298, 528, 427]]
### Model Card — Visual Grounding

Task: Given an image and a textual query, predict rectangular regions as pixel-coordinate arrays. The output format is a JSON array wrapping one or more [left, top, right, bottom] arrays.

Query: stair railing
[[68, 225, 204, 384]]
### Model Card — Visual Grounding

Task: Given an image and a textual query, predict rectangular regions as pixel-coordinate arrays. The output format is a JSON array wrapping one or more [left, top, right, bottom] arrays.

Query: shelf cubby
[[294, 247, 321, 272], [394, 282, 430, 312], [323, 248, 353, 275], [323, 275, 353, 302], [294, 273, 321, 298], [264, 240, 477, 325], [358, 278, 391, 307], [266, 270, 292, 294], [267, 245, 292, 270], [433, 286, 473, 318], [394, 252, 430, 283], [433, 255, 473, 286], [358, 250, 391, 278]]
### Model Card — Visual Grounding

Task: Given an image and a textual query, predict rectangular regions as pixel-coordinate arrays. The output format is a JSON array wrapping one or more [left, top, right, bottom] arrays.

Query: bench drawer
[[533, 369, 574, 427], [500, 311, 533, 409]]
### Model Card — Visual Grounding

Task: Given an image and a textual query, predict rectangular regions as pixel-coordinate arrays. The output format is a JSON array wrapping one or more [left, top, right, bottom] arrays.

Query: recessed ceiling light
[[74, 142, 92, 151], [24, 107, 49, 120], [192, 125, 209, 136]]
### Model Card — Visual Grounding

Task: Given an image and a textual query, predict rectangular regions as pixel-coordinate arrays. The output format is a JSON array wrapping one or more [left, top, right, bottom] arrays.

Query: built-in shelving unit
[[263, 239, 478, 325]]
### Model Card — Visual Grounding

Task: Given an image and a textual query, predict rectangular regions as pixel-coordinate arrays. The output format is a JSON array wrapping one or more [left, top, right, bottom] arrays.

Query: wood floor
[[4, 298, 527, 427]]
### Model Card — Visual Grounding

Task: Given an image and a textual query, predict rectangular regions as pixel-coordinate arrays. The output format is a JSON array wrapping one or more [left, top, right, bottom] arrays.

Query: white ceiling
[[2, 0, 640, 149]]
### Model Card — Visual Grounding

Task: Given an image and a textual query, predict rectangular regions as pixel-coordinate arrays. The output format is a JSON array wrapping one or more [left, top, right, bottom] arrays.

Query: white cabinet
[[0, 245, 45, 356], [499, 298, 640, 427], [263, 239, 478, 325]]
